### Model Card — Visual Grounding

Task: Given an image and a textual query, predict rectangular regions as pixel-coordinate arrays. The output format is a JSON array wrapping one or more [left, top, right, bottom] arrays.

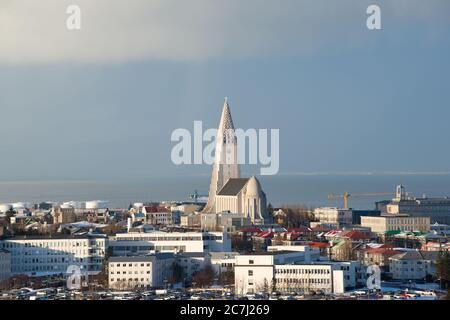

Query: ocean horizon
[[1, 173, 450, 210]]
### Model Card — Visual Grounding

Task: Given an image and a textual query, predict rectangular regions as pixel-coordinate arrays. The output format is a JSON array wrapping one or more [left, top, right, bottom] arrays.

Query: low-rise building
[[108, 254, 174, 290], [313, 207, 352, 228], [180, 213, 201, 228], [389, 250, 439, 281], [176, 252, 210, 281], [0, 234, 106, 276], [234, 252, 363, 295], [209, 252, 239, 275], [109, 230, 231, 255], [356, 246, 402, 273], [361, 215, 430, 234], [201, 212, 252, 232]]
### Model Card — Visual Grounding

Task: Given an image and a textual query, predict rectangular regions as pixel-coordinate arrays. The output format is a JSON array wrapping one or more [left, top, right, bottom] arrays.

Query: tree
[[267, 203, 274, 217], [231, 234, 253, 253], [168, 261, 184, 284], [218, 270, 234, 286], [281, 205, 315, 228], [192, 265, 216, 288], [436, 251, 450, 290]]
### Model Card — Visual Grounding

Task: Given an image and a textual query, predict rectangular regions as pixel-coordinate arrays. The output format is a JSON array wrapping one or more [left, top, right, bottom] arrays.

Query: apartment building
[[389, 250, 439, 280], [313, 207, 353, 228], [0, 234, 106, 276], [108, 254, 174, 290]]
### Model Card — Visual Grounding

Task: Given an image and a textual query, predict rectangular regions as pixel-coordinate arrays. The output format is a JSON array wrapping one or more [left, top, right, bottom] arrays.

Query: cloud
[[0, 0, 449, 64]]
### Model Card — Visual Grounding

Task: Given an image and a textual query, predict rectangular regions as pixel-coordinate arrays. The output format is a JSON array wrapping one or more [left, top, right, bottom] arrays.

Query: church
[[202, 98, 269, 225]]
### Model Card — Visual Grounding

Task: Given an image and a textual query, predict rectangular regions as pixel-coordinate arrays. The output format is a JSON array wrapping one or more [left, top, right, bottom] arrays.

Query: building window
[[248, 270, 253, 276], [249, 260, 254, 265]]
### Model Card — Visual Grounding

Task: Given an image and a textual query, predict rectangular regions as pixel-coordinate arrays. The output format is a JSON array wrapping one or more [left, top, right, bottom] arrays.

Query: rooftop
[[217, 178, 249, 196]]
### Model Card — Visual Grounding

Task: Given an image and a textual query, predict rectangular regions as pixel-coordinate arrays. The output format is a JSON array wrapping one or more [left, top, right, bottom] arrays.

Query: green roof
[[384, 230, 401, 235]]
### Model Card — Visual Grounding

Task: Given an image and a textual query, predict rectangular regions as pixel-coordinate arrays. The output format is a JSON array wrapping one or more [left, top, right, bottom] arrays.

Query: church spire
[[218, 97, 235, 136], [202, 98, 240, 213]]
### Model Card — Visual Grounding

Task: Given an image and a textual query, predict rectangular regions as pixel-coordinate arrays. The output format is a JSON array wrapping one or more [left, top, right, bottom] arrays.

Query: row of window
[[275, 268, 331, 275], [110, 278, 150, 282], [275, 278, 331, 284], [110, 263, 151, 267], [110, 271, 151, 275], [1, 241, 103, 248]]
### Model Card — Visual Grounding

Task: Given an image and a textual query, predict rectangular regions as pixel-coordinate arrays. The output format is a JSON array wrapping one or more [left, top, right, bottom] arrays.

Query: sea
[[1, 174, 450, 210]]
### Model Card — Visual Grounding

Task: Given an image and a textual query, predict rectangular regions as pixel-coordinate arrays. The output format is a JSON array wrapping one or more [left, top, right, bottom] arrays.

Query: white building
[[203, 98, 240, 214], [176, 252, 211, 281], [0, 249, 11, 288], [0, 234, 106, 276], [313, 207, 353, 228], [209, 252, 240, 275], [267, 245, 321, 262], [234, 252, 364, 295], [109, 230, 231, 255], [108, 254, 174, 290], [389, 250, 439, 280], [214, 177, 269, 224]]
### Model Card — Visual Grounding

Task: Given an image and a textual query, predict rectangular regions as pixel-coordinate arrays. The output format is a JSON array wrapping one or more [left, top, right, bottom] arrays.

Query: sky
[[0, 0, 450, 181]]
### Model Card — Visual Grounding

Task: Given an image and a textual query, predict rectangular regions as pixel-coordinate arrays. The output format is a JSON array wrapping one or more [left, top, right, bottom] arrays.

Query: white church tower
[[202, 98, 240, 213]]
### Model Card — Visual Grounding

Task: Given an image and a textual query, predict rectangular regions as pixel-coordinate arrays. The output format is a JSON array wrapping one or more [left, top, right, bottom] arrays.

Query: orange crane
[[327, 191, 393, 209]]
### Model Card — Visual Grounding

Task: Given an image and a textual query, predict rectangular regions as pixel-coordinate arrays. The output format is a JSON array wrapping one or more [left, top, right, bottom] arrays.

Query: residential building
[[0, 234, 106, 276], [389, 250, 439, 280], [313, 207, 352, 228], [357, 246, 402, 273], [361, 215, 430, 234], [52, 207, 76, 224], [108, 254, 174, 290], [180, 213, 201, 228], [201, 212, 252, 232]]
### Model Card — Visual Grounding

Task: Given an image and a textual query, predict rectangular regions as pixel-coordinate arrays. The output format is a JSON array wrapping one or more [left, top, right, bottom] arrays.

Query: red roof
[[307, 242, 330, 249], [287, 226, 312, 233], [342, 230, 372, 240], [365, 247, 401, 255], [259, 232, 274, 239], [312, 225, 333, 232], [240, 227, 263, 233]]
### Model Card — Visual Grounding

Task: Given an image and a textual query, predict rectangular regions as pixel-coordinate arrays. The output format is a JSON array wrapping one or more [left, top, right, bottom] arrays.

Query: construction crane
[[327, 191, 393, 209]]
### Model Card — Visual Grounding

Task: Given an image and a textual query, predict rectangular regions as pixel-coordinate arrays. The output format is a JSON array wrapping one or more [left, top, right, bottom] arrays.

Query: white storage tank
[[85, 200, 108, 209], [12, 202, 29, 210], [0, 203, 12, 213], [61, 201, 82, 209]]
